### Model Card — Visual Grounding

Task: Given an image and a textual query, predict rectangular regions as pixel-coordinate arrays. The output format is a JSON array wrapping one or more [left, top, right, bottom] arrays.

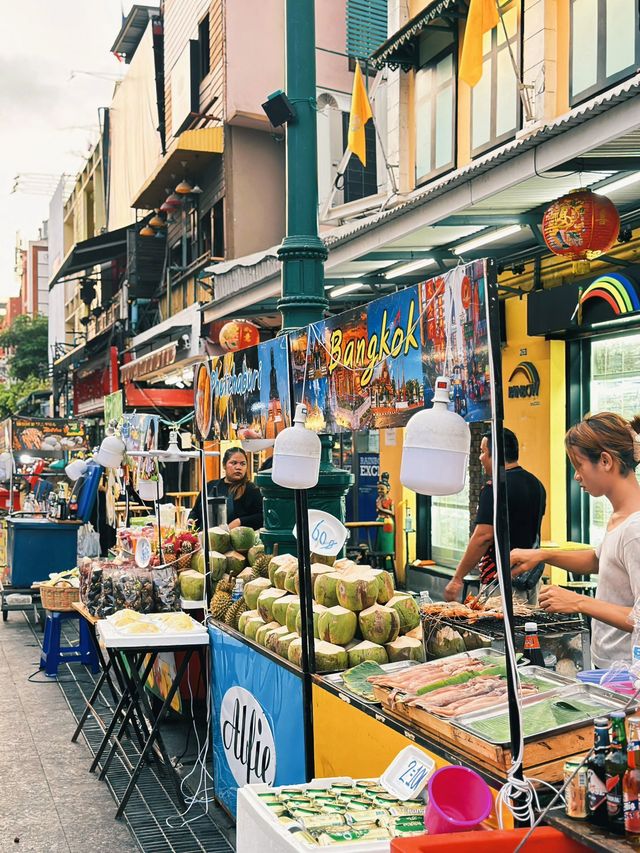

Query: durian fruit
[[250, 553, 271, 580], [210, 588, 232, 620], [225, 598, 248, 629], [218, 575, 235, 594]]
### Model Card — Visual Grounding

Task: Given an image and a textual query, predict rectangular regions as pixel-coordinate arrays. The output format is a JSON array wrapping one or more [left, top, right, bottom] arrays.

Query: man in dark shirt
[[444, 428, 546, 604]]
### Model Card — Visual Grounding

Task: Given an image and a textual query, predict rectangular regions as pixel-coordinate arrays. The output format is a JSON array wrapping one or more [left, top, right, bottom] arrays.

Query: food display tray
[[323, 660, 420, 704], [454, 683, 631, 746]]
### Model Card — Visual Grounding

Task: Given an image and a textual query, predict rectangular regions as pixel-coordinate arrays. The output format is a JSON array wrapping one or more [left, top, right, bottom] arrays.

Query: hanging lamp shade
[[400, 376, 470, 496], [166, 192, 181, 204], [219, 319, 260, 352], [149, 213, 165, 228], [139, 224, 156, 237], [272, 403, 321, 489], [541, 189, 620, 270], [175, 178, 194, 194]]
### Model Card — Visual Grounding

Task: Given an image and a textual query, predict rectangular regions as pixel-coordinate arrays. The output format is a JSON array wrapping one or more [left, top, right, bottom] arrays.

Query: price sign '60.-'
[[293, 509, 349, 557]]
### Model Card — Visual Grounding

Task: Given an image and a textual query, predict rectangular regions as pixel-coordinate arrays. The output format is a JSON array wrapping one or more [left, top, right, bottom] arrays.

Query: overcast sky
[[0, 1, 135, 297]]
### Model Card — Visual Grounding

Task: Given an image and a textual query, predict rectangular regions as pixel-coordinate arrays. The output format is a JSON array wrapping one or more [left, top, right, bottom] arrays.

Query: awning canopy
[[132, 128, 224, 210], [49, 226, 130, 288], [370, 0, 462, 70], [121, 341, 178, 383], [111, 4, 159, 63]]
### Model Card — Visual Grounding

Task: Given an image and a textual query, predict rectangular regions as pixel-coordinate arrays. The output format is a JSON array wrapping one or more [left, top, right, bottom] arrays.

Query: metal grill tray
[[453, 683, 631, 745]]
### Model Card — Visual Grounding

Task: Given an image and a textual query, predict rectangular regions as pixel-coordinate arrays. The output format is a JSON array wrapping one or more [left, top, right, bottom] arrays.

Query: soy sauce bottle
[[523, 622, 545, 667], [607, 711, 628, 835]]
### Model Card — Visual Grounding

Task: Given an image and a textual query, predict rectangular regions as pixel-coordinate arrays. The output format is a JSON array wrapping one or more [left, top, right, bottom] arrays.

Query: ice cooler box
[[6, 518, 79, 587]]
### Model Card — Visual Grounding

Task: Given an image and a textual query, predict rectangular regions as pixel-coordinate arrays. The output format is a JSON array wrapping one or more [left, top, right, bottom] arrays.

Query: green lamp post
[[256, 0, 352, 555]]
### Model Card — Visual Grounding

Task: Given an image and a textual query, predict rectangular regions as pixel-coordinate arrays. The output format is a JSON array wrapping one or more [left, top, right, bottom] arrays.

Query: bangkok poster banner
[[289, 260, 491, 433], [201, 336, 292, 442]]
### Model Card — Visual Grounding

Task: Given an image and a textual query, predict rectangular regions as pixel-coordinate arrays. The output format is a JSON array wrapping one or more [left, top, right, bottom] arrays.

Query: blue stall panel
[[208, 624, 307, 817]]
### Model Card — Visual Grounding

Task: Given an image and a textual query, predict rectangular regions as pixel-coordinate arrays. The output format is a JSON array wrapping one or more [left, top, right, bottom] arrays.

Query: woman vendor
[[511, 412, 640, 669], [189, 447, 263, 531]]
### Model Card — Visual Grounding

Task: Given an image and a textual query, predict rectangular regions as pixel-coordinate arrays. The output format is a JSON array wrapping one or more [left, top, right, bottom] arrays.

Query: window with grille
[[346, 0, 388, 59]]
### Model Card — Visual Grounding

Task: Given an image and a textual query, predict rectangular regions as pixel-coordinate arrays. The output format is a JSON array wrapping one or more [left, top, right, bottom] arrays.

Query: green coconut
[[238, 609, 259, 634], [427, 625, 466, 659], [244, 615, 265, 640], [225, 550, 247, 577], [372, 569, 395, 604], [209, 551, 228, 580], [347, 640, 389, 668], [358, 603, 400, 645], [386, 637, 426, 663], [276, 631, 299, 658], [286, 599, 302, 633], [274, 566, 290, 590], [315, 640, 349, 672], [179, 570, 205, 601], [244, 577, 272, 609], [247, 543, 265, 566], [387, 594, 421, 633], [317, 605, 357, 645], [314, 572, 342, 607], [295, 603, 327, 639], [255, 621, 280, 647], [266, 625, 290, 653], [257, 588, 288, 623], [271, 594, 299, 627], [335, 570, 379, 612], [268, 554, 296, 584], [333, 558, 357, 571], [284, 564, 299, 594], [294, 564, 334, 596], [190, 550, 205, 575], [309, 552, 336, 567], [208, 527, 230, 554], [230, 526, 256, 553], [287, 637, 304, 667]]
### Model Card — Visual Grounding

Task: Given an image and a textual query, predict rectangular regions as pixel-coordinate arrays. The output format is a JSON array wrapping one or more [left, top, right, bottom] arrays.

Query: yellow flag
[[460, 0, 500, 88], [348, 63, 373, 167]]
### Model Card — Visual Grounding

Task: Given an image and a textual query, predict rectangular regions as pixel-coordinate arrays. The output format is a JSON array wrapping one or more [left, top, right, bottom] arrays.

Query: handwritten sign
[[292, 509, 349, 557], [220, 686, 276, 787], [380, 746, 435, 801]]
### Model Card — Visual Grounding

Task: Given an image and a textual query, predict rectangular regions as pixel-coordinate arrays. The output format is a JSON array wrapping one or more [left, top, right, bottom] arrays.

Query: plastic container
[[379, 745, 435, 801], [577, 669, 638, 696], [390, 826, 592, 852], [424, 766, 492, 835]]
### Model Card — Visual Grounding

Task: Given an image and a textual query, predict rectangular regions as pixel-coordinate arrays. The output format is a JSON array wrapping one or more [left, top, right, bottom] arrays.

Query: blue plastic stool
[[40, 610, 99, 677]]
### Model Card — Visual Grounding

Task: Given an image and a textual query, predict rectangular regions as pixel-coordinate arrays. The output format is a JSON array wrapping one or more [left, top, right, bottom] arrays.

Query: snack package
[[96, 566, 123, 618], [152, 565, 180, 612], [114, 567, 154, 613], [84, 563, 104, 616]]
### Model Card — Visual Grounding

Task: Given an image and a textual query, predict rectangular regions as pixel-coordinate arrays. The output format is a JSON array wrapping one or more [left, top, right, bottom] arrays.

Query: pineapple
[[251, 553, 270, 579], [225, 598, 247, 629]]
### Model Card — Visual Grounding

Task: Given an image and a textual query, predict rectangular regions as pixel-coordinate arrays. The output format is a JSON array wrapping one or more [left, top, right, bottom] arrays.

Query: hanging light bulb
[[149, 212, 165, 228], [163, 429, 190, 462], [95, 422, 125, 469], [400, 376, 471, 496], [175, 178, 194, 194], [140, 224, 156, 238], [271, 403, 321, 489], [190, 184, 203, 194]]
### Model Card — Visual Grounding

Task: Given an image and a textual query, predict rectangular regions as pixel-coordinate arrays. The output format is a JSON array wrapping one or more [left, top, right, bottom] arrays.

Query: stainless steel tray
[[518, 665, 574, 692], [323, 660, 421, 704], [453, 683, 631, 745]]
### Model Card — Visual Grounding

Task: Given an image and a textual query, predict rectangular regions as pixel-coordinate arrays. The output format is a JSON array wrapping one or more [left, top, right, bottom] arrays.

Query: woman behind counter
[[511, 412, 640, 669], [189, 447, 263, 531]]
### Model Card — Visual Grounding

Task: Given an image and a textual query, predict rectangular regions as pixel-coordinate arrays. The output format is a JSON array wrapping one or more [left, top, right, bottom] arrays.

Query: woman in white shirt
[[511, 412, 640, 669]]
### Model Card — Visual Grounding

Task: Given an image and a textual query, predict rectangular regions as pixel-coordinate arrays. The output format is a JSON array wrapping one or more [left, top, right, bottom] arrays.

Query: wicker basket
[[39, 581, 80, 612]]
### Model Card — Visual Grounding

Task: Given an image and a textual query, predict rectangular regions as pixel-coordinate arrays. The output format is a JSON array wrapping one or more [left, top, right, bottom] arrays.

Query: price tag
[[292, 509, 349, 557], [379, 746, 435, 801]]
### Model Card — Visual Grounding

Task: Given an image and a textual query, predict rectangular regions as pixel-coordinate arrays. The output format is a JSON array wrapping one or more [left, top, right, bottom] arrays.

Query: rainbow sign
[[578, 273, 640, 316]]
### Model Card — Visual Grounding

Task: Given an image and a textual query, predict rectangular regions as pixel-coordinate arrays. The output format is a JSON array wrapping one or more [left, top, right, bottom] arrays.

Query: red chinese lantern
[[541, 189, 620, 270], [219, 319, 260, 352]]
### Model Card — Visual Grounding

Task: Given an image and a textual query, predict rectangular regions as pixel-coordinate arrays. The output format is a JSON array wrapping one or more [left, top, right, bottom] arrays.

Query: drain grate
[[27, 616, 235, 853]]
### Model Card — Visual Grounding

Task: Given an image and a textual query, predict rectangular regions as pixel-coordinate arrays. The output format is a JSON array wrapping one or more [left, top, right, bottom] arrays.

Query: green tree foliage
[[0, 376, 49, 420], [0, 314, 49, 381]]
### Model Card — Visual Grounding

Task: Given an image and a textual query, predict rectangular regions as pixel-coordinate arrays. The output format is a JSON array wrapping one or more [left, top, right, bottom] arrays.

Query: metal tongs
[[466, 577, 500, 610]]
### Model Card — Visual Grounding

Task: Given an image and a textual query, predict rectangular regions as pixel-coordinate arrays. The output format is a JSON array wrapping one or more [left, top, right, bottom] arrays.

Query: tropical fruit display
[[347, 640, 389, 667], [179, 570, 205, 601], [256, 588, 288, 622], [335, 570, 379, 612], [225, 550, 247, 577], [244, 577, 272, 610], [358, 603, 400, 645], [386, 594, 421, 633], [208, 526, 230, 553], [317, 606, 357, 645], [386, 636, 426, 663], [295, 603, 327, 639], [229, 526, 257, 553]]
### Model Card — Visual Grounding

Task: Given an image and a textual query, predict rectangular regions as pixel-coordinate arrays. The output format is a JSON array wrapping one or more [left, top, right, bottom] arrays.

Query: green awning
[[370, 0, 462, 70]]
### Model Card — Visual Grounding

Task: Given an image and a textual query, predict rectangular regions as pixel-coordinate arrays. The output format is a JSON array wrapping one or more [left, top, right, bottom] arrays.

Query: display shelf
[[312, 672, 505, 789], [546, 812, 637, 852]]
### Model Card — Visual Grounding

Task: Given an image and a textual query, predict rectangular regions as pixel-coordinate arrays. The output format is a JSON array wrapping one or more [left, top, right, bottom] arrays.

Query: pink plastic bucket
[[424, 766, 493, 835]]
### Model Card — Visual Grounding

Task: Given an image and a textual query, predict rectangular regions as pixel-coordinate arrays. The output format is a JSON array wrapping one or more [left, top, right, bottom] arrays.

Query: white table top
[[96, 617, 209, 649]]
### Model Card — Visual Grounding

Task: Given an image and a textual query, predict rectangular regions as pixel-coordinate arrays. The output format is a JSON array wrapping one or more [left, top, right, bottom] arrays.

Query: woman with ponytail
[[511, 412, 640, 668]]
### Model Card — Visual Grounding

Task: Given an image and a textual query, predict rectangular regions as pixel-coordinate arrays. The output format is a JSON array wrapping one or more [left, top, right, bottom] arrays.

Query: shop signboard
[[201, 336, 292, 442], [104, 390, 124, 425], [357, 452, 379, 522], [208, 624, 307, 816], [10, 416, 88, 455], [289, 261, 491, 433]]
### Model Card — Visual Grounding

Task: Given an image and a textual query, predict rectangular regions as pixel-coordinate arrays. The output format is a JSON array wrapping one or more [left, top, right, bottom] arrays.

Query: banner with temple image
[[289, 260, 491, 433], [202, 336, 292, 442]]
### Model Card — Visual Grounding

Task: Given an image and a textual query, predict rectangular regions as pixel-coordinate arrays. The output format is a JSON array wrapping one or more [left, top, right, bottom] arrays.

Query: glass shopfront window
[[587, 334, 640, 545], [431, 477, 470, 566]]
